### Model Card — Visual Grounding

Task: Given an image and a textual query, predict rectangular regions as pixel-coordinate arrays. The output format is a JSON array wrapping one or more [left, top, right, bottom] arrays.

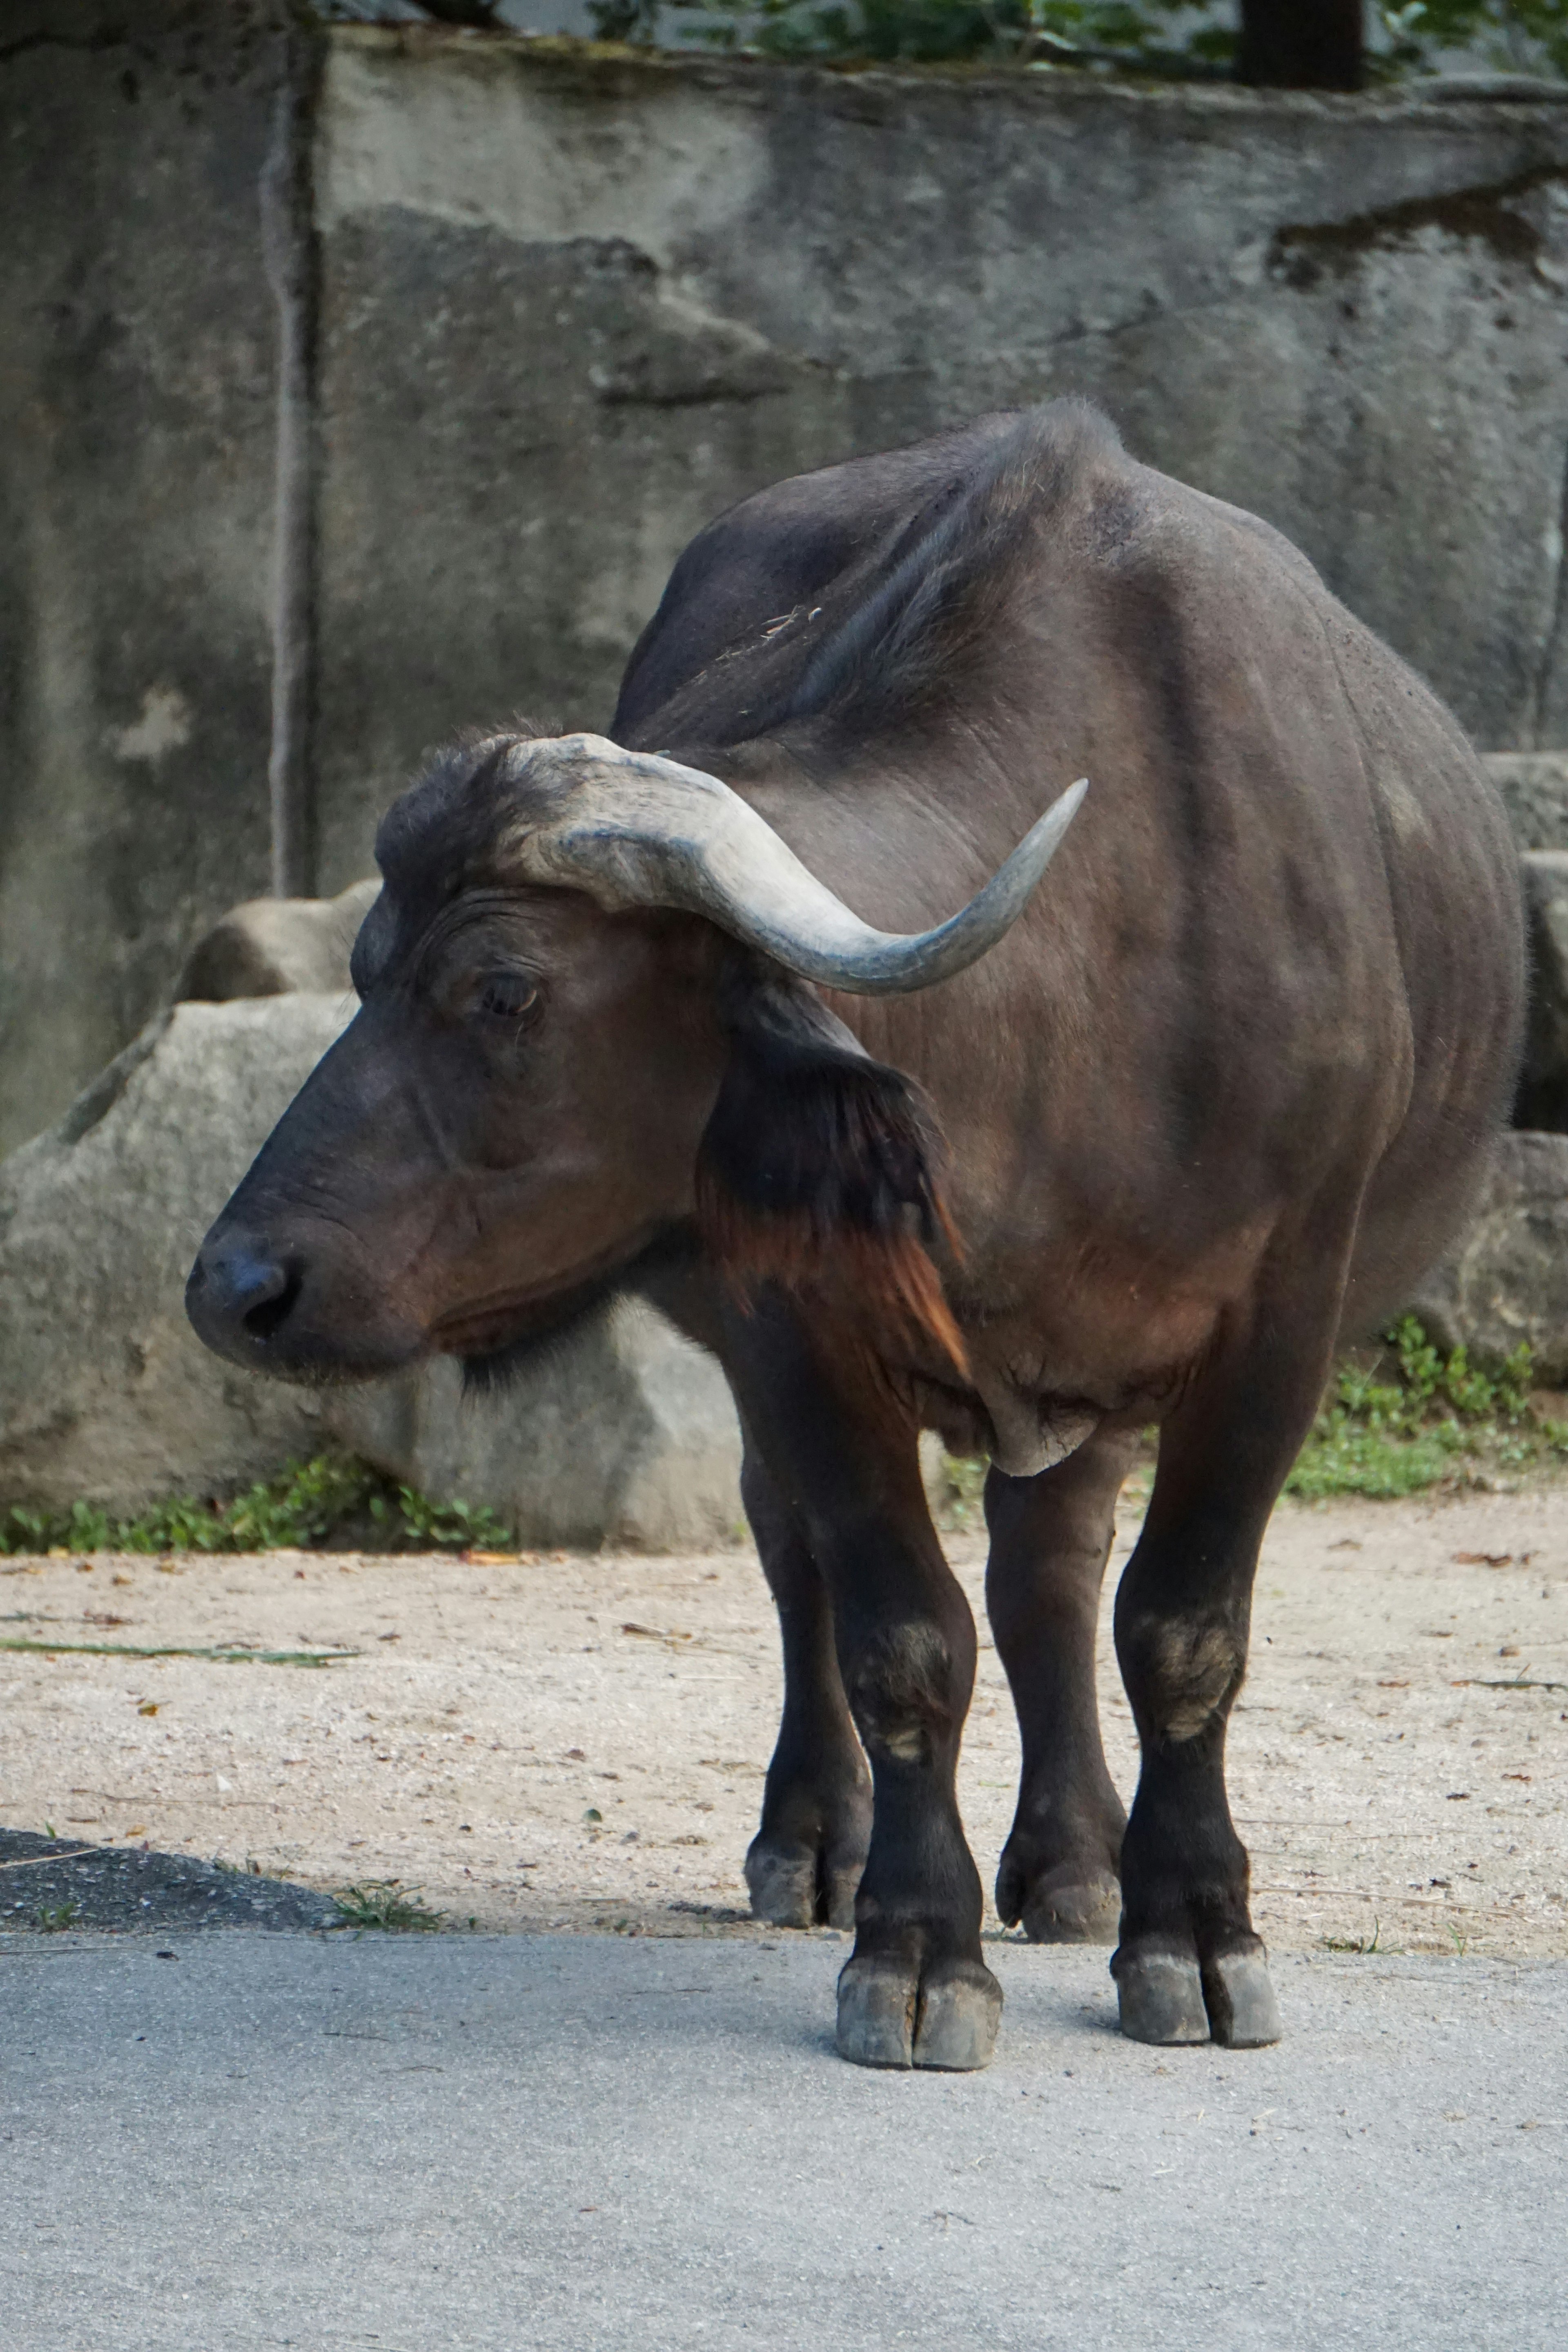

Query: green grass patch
[[333, 1880, 445, 1933], [1285, 1316, 1568, 1501], [0, 1452, 510, 1559]]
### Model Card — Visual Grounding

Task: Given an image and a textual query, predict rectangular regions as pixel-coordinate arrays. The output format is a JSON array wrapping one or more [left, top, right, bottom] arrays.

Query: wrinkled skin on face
[[186, 829, 732, 1384]]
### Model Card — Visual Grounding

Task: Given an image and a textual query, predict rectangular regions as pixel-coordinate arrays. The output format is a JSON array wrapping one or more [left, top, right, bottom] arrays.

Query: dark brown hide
[[617, 403, 1519, 1440]]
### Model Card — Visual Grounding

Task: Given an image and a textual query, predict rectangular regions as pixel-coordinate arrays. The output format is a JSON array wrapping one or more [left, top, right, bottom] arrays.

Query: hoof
[[745, 1837, 861, 1931], [1018, 1867, 1121, 1947], [836, 1955, 917, 2067], [1203, 1949, 1283, 2049], [835, 1954, 1002, 2071], [913, 1960, 1003, 2071], [1111, 1948, 1210, 2045]]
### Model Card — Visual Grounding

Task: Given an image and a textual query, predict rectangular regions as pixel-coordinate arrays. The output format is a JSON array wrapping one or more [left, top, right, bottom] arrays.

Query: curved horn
[[500, 733, 1086, 997]]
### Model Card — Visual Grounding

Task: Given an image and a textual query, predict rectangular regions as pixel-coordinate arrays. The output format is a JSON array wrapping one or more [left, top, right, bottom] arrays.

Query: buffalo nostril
[[242, 1263, 304, 1344]]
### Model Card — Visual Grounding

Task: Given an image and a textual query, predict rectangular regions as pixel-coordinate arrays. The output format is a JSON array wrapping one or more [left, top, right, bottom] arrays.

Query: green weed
[[333, 1880, 445, 1932], [35, 1901, 82, 1932], [1324, 1921, 1382, 1956], [0, 1454, 510, 1559], [1285, 1316, 1564, 1501]]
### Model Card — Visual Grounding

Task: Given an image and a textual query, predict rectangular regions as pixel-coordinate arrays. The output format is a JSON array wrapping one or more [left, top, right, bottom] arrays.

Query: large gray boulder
[[1410, 1131, 1568, 1383], [325, 1307, 744, 1553], [175, 879, 380, 1004], [0, 996, 349, 1515]]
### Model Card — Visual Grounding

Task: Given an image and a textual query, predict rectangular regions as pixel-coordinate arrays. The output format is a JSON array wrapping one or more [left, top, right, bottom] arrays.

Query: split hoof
[[745, 1836, 862, 1931], [1203, 1949, 1283, 2049], [1111, 1948, 1210, 2045], [914, 1960, 1004, 2070], [835, 1954, 1002, 2071], [1018, 1867, 1121, 1947], [1111, 1944, 1284, 2047]]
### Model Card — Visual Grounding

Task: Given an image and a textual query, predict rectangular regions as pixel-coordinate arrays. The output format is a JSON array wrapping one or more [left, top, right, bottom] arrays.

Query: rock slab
[[325, 1305, 744, 1553], [1410, 1129, 1568, 1382], [1516, 851, 1568, 1132], [175, 878, 380, 1004], [0, 995, 350, 1516]]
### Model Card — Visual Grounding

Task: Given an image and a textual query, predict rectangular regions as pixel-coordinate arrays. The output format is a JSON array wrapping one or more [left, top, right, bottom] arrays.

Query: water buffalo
[[188, 402, 1523, 2069]]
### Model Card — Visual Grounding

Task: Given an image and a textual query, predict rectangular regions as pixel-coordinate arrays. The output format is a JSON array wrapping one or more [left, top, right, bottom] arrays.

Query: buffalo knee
[[1118, 1610, 1245, 1745], [846, 1619, 967, 1766]]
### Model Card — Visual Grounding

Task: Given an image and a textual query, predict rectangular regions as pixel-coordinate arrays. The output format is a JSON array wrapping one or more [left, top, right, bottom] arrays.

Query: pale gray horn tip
[[1006, 775, 1088, 879], [1045, 775, 1089, 836]]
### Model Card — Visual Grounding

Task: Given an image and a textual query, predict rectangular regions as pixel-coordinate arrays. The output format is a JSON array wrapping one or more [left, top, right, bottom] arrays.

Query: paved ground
[[1, 1930, 1563, 2351], [3, 1487, 1565, 1955]]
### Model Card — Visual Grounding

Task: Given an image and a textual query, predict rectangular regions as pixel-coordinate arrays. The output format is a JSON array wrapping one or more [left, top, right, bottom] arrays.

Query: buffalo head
[[185, 732, 1083, 1385]]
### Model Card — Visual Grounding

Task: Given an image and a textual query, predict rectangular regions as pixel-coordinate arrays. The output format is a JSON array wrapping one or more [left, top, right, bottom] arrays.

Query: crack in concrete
[[1272, 161, 1568, 283]]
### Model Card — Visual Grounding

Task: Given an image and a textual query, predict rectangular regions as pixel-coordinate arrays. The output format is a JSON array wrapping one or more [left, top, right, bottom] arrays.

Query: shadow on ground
[[0, 1826, 341, 1933]]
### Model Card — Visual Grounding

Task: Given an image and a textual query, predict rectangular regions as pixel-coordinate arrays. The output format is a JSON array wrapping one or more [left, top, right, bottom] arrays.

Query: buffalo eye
[[475, 972, 539, 1023]]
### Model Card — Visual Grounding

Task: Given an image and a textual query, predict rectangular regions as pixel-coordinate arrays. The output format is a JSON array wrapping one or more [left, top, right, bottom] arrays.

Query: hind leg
[[741, 1440, 872, 1931], [986, 1428, 1137, 1944], [1110, 1231, 1357, 2048]]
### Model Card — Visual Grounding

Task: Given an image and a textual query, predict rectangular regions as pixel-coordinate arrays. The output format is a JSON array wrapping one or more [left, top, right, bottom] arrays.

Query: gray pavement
[[1, 1930, 1563, 2351]]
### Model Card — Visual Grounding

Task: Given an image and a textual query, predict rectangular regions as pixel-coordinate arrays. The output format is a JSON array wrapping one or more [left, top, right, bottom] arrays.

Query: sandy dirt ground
[[2, 1489, 1564, 1956]]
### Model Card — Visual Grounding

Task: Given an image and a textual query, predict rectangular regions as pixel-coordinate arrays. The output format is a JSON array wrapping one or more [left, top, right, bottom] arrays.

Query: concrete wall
[[311, 39, 1568, 889], [5, 15, 1568, 1139], [0, 2, 289, 1153]]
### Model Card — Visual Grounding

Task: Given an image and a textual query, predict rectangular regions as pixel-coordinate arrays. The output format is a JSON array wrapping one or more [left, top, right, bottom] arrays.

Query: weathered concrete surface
[[9, 20, 1568, 1145], [175, 878, 379, 1003], [312, 38, 1568, 886], [0, 995, 348, 1515], [1411, 1128, 1568, 1375], [1, 1931, 1562, 2350], [325, 1301, 744, 1551], [0, 2, 288, 1155]]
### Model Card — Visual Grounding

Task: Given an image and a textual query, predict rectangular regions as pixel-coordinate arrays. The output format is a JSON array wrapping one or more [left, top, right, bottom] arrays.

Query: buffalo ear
[[695, 963, 967, 1370]]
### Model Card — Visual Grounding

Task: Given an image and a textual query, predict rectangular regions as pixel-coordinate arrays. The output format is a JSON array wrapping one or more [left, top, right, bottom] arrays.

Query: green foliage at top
[[1380, 1, 1568, 80], [591, 0, 1234, 66], [586, 0, 1568, 76], [0, 1453, 510, 1558]]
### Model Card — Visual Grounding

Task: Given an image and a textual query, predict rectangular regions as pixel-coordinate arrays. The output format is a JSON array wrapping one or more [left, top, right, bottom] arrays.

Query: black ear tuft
[[695, 963, 966, 1368]]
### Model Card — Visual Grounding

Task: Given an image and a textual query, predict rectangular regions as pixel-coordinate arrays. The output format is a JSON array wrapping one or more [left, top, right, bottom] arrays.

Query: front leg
[[723, 1297, 1000, 2072], [740, 1440, 871, 1931]]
